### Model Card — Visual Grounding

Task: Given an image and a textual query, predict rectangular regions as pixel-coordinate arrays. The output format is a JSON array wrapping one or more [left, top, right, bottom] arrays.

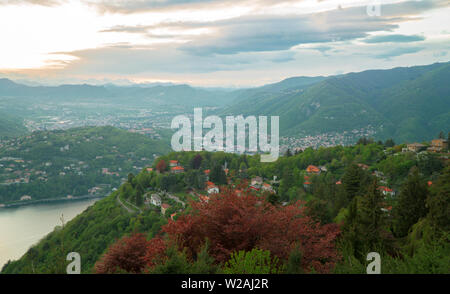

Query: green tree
[[384, 138, 395, 148], [223, 249, 284, 274], [393, 167, 429, 237], [426, 166, 450, 233], [210, 164, 227, 185], [358, 179, 388, 249], [285, 245, 303, 274], [342, 163, 364, 203]]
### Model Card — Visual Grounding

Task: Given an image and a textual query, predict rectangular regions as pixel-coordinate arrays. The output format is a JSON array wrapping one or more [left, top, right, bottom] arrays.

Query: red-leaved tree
[[163, 187, 341, 273], [156, 159, 167, 173], [95, 233, 166, 274]]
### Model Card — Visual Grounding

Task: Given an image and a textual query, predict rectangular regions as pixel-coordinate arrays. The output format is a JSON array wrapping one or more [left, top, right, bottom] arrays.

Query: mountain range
[[1, 61, 449, 143]]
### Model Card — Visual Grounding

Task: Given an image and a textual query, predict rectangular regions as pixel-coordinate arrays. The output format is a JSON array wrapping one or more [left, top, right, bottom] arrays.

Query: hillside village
[[118, 135, 448, 222], [0, 127, 168, 206]]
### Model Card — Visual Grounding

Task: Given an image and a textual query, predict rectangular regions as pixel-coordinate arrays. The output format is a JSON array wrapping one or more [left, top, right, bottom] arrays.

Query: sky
[[0, 0, 449, 87]]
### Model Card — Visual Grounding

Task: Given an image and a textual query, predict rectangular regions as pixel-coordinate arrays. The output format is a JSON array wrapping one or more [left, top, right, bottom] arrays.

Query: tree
[[223, 248, 284, 274], [438, 131, 444, 139], [393, 167, 429, 237], [358, 179, 389, 250], [384, 138, 395, 148], [285, 245, 303, 274], [163, 188, 340, 273], [306, 199, 332, 224], [209, 164, 227, 185], [426, 166, 450, 233], [285, 148, 292, 157], [156, 159, 167, 173], [127, 173, 135, 188], [342, 179, 391, 260], [94, 233, 150, 274], [342, 163, 364, 203], [135, 188, 144, 207], [190, 242, 219, 274], [191, 154, 203, 170]]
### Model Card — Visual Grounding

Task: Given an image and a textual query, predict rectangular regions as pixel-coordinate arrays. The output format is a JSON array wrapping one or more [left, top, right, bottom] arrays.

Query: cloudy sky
[[0, 0, 449, 87]]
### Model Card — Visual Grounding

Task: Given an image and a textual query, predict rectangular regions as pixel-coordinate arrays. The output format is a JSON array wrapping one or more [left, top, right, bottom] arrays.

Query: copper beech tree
[[95, 188, 341, 274], [95, 234, 166, 274]]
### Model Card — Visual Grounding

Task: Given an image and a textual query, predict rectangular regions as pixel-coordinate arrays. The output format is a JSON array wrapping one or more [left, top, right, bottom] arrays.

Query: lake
[[0, 198, 99, 270]]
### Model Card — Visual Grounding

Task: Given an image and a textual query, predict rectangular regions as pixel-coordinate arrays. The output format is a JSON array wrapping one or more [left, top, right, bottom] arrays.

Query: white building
[[151, 194, 162, 207]]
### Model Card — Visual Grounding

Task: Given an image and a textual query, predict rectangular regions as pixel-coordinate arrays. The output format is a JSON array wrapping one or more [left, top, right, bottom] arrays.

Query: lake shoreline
[[0, 194, 107, 209]]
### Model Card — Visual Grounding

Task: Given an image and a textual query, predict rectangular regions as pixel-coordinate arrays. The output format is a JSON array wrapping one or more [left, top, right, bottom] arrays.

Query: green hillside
[[0, 126, 170, 204], [0, 112, 27, 138], [221, 62, 450, 143], [2, 140, 448, 274]]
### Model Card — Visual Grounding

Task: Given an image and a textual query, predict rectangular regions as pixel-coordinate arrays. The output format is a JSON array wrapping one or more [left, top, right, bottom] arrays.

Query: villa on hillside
[[407, 143, 426, 153], [427, 139, 448, 153], [169, 160, 179, 167], [150, 194, 162, 207], [171, 166, 185, 173], [206, 181, 219, 195], [251, 176, 263, 187], [306, 165, 320, 174]]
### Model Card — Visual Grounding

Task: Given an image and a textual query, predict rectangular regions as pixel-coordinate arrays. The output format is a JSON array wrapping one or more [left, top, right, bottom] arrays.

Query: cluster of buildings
[[406, 139, 448, 154], [280, 126, 378, 152]]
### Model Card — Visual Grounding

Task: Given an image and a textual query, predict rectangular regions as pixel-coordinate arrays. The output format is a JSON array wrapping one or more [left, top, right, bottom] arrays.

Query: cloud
[[363, 34, 425, 43], [374, 46, 424, 59], [0, 0, 65, 6]]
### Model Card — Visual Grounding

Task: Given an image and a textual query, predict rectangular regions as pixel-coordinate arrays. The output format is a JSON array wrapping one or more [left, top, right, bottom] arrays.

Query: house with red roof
[[303, 181, 311, 187], [206, 181, 219, 194], [171, 166, 185, 174], [378, 186, 395, 197], [169, 160, 179, 167], [161, 203, 171, 215], [306, 165, 320, 174]]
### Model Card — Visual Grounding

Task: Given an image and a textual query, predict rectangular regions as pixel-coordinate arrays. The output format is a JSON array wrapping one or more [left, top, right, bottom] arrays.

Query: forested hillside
[[0, 111, 27, 139], [3, 137, 448, 274], [221, 62, 450, 143], [0, 126, 169, 204]]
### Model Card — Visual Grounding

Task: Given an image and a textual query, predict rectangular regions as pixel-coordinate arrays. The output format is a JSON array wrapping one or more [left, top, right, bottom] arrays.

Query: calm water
[[0, 199, 99, 270]]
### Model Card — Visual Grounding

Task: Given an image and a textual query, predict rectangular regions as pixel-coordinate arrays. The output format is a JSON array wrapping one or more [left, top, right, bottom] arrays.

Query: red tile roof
[[171, 166, 184, 171], [306, 165, 320, 173], [378, 186, 393, 192]]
